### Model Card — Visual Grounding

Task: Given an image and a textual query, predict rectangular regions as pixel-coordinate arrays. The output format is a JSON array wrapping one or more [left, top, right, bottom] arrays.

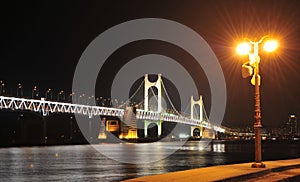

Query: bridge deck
[[0, 96, 227, 133]]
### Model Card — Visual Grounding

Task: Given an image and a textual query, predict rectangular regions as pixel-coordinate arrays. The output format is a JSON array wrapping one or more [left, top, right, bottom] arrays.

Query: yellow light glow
[[98, 133, 107, 139], [119, 130, 138, 139], [264, 40, 278, 52], [237, 42, 251, 55]]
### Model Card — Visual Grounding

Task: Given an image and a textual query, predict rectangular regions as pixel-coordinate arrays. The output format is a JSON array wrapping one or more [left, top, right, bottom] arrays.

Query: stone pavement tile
[[243, 168, 300, 182], [124, 158, 300, 182]]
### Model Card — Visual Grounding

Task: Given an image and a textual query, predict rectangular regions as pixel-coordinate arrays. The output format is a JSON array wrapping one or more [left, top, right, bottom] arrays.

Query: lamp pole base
[[251, 162, 266, 168]]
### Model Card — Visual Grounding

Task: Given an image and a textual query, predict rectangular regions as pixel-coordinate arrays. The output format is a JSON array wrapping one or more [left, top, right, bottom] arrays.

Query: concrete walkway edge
[[124, 158, 300, 182]]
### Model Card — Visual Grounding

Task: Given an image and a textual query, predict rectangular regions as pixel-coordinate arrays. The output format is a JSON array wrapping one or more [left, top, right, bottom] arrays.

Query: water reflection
[[213, 143, 225, 152], [93, 141, 187, 164], [0, 140, 299, 181]]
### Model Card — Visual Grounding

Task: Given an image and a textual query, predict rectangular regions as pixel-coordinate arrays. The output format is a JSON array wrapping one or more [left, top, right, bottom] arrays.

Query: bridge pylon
[[144, 74, 163, 138], [190, 95, 204, 138]]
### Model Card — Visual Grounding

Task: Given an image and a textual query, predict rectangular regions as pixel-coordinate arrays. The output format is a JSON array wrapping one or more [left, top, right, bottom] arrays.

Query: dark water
[[0, 140, 299, 181]]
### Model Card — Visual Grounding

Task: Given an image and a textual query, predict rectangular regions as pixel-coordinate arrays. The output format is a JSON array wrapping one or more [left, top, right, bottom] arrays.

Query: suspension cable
[[161, 79, 182, 116], [117, 80, 145, 108]]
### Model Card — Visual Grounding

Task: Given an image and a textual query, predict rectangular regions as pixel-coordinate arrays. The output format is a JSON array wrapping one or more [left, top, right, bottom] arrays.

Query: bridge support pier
[[190, 126, 203, 138], [98, 117, 107, 139], [144, 120, 162, 138], [119, 107, 138, 139]]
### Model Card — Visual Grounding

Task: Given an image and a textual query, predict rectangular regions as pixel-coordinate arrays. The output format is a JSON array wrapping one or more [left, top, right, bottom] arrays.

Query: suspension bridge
[[0, 74, 230, 140]]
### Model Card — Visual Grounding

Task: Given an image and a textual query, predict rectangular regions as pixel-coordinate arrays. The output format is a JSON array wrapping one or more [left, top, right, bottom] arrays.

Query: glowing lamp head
[[237, 42, 251, 55], [263, 40, 278, 52]]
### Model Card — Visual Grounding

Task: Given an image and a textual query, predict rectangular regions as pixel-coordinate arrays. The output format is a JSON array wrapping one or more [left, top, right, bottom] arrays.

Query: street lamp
[[0, 80, 2, 95], [237, 36, 278, 168], [32, 85, 38, 98], [0, 81, 5, 95], [57, 90, 65, 101], [45, 89, 52, 100], [69, 92, 75, 103], [17, 83, 23, 97]]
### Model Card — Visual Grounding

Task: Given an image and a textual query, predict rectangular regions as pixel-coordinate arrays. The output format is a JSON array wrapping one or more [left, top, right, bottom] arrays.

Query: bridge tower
[[190, 95, 204, 138], [98, 117, 107, 139], [144, 74, 163, 138]]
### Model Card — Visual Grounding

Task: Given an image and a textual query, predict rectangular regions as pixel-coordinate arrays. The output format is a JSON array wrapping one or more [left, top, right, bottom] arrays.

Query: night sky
[[1, 0, 300, 128]]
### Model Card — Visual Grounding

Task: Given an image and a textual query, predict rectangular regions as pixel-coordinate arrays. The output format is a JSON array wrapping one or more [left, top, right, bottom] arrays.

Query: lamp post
[[32, 85, 38, 98], [237, 36, 278, 168], [69, 92, 75, 103], [57, 90, 65, 101], [0, 81, 5, 95], [45, 89, 52, 100], [0, 80, 2, 95], [17, 83, 23, 97]]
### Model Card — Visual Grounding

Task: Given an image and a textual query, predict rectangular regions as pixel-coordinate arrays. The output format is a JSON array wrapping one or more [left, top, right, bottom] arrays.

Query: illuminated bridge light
[[0, 95, 230, 134]]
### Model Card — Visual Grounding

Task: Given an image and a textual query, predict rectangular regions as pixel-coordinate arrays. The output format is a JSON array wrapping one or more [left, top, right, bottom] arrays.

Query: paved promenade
[[124, 158, 300, 182]]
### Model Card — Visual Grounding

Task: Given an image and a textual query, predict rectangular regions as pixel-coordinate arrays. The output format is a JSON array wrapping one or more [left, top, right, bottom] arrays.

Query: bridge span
[[0, 74, 231, 141]]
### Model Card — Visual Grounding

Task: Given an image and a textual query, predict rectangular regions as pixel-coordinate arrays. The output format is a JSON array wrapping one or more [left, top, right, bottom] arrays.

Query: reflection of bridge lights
[[213, 144, 225, 152], [179, 133, 189, 139]]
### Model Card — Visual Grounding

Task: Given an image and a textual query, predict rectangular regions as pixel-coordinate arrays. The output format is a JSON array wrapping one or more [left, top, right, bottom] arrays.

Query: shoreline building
[[284, 115, 298, 138]]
